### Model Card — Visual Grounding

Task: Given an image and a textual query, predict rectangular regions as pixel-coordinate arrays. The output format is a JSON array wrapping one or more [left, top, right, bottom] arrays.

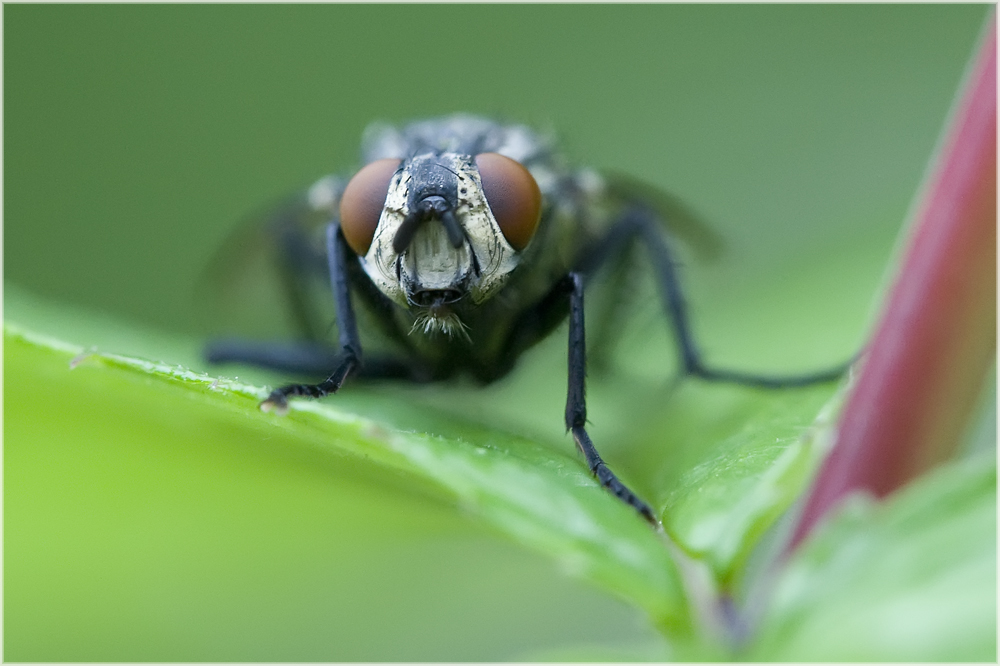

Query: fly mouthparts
[[413, 289, 462, 308]]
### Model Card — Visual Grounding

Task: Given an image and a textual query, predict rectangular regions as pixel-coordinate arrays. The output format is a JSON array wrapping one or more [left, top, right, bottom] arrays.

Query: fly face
[[338, 148, 542, 337]]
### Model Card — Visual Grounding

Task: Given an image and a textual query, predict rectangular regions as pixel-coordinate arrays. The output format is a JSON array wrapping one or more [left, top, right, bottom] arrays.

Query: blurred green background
[[6, 5, 989, 339], [5, 4, 991, 661]]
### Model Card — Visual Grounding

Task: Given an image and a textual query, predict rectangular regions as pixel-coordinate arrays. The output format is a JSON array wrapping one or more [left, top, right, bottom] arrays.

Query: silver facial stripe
[[400, 221, 471, 298], [359, 152, 520, 308]]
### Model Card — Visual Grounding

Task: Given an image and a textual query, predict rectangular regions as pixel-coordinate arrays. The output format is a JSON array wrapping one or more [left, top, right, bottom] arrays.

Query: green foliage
[[6, 316, 677, 661], [6, 283, 994, 660], [751, 453, 996, 662]]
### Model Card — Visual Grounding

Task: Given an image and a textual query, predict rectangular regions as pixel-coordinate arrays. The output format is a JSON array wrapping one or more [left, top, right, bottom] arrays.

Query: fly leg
[[487, 272, 659, 524], [207, 339, 342, 376], [565, 272, 659, 525], [600, 206, 851, 386], [260, 222, 364, 411], [206, 340, 422, 382]]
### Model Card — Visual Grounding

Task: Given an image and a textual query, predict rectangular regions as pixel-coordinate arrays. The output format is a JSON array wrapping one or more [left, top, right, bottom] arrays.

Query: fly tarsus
[[594, 463, 658, 525], [688, 360, 853, 388], [261, 352, 358, 414], [572, 426, 659, 526]]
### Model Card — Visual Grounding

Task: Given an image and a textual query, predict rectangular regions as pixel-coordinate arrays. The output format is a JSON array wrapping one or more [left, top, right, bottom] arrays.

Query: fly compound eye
[[339, 158, 401, 255], [474, 153, 542, 251]]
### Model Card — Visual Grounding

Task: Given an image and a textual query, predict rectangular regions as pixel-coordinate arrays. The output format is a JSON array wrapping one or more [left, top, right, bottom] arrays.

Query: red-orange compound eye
[[339, 158, 401, 256], [474, 152, 542, 251]]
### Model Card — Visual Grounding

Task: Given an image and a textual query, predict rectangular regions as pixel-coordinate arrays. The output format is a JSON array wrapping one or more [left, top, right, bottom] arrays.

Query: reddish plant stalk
[[789, 19, 997, 550]]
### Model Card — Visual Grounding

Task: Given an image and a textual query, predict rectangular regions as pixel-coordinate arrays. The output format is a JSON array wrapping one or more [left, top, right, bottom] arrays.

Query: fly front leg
[[261, 222, 363, 412], [565, 272, 659, 526]]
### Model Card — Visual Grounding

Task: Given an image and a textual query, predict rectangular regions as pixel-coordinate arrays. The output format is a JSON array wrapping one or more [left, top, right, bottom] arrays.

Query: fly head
[[339, 149, 542, 338]]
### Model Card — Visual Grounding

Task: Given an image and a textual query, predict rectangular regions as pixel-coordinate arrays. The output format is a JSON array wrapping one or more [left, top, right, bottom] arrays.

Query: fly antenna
[[393, 209, 423, 253], [440, 209, 465, 248]]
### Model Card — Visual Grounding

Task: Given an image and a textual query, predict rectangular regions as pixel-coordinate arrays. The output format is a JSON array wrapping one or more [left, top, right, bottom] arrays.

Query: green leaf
[[4, 307, 690, 661], [749, 452, 997, 661], [5, 269, 858, 661], [5, 320, 687, 618], [656, 381, 845, 588]]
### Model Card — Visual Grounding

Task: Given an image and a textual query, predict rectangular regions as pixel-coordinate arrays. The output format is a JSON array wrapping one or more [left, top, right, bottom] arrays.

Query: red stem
[[789, 18, 997, 550]]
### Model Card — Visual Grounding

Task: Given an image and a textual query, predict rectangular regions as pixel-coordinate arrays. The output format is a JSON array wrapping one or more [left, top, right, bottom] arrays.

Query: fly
[[206, 114, 848, 526]]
